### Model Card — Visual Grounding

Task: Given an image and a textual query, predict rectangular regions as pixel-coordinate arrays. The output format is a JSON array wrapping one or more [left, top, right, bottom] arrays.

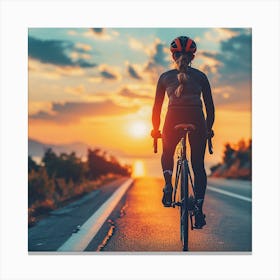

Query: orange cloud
[[64, 85, 85, 96], [119, 87, 152, 100], [211, 81, 251, 111], [29, 100, 140, 124]]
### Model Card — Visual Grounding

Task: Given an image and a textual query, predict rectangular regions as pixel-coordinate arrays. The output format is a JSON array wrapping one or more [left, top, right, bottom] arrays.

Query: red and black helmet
[[170, 36, 197, 60]]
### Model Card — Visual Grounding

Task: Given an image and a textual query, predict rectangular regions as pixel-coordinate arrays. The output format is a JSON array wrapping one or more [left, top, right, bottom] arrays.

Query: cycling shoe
[[194, 211, 206, 229], [162, 184, 173, 207], [193, 199, 206, 228]]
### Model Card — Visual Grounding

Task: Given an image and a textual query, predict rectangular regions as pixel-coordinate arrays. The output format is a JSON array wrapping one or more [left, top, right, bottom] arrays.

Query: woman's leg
[[160, 130, 181, 206], [189, 132, 207, 201], [189, 131, 207, 227], [161, 132, 180, 186]]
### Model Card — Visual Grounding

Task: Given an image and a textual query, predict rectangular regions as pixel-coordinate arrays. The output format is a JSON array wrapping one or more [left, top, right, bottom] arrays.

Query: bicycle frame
[[173, 132, 196, 209], [152, 126, 213, 251], [172, 130, 197, 251]]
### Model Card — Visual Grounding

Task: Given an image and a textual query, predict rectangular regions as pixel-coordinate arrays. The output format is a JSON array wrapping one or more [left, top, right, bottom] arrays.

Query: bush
[[210, 139, 252, 180], [28, 156, 39, 173], [87, 148, 131, 179], [28, 148, 131, 226], [28, 168, 55, 207]]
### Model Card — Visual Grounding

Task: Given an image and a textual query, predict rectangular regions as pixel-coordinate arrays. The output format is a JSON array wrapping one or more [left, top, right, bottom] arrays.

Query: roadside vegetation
[[28, 148, 131, 227], [210, 139, 252, 180]]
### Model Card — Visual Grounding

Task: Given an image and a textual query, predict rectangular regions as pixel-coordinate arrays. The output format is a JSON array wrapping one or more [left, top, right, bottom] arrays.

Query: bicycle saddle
[[174, 123, 196, 132]]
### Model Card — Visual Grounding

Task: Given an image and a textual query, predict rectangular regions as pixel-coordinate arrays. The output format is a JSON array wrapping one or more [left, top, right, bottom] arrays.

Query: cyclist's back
[[151, 36, 215, 228], [153, 67, 214, 131]]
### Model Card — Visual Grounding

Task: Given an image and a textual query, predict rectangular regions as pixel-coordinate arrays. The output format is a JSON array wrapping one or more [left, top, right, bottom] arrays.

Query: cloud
[[28, 36, 97, 68], [75, 42, 92, 52], [146, 41, 169, 69], [211, 33, 252, 85], [91, 28, 104, 34], [200, 51, 219, 60], [97, 64, 121, 80], [198, 31, 252, 110], [29, 100, 140, 124], [219, 28, 251, 37], [64, 85, 85, 96], [144, 39, 170, 82], [127, 64, 142, 80], [199, 51, 221, 83], [84, 28, 119, 40], [28, 57, 88, 80], [76, 59, 96, 68], [119, 87, 152, 99], [203, 29, 236, 43], [128, 37, 145, 51], [200, 32, 251, 85], [212, 82, 251, 111], [100, 70, 118, 80], [218, 33, 252, 84]]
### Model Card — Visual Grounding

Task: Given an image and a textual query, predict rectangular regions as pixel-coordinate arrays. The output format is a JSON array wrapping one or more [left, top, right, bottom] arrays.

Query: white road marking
[[207, 185, 252, 202], [57, 178, 134, 252]]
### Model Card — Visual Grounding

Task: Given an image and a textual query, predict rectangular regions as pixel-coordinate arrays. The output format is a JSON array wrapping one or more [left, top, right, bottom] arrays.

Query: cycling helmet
[[170, 36, 197, 60]]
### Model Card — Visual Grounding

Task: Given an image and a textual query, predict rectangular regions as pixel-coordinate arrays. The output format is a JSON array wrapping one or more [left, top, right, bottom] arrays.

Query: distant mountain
[[28, 138, 90, 160], [28, 138, 136, 163]]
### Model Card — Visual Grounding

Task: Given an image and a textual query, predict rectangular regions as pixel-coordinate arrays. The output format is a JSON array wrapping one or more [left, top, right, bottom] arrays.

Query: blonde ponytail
[[174, 55, 190, 97], [174, 72, 188, 97]]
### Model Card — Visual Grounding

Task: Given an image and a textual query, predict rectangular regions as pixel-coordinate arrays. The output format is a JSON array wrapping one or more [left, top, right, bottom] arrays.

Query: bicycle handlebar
[[153, 138, 158, 153], [151, 130, 161, 154], [208, 137, 213, 154]]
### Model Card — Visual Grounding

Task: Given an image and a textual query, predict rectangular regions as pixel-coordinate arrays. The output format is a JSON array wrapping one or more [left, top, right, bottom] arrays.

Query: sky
[[28, 28, 252, 177]]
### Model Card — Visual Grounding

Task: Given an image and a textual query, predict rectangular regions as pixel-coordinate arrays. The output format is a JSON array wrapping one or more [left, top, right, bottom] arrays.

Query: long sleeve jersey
[[152, 67, 215, 131]]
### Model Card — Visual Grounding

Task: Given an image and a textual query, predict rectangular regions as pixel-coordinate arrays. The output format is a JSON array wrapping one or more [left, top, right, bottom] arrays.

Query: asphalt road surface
[[28, 177, 251, 253], [102, 177, 252, 252]]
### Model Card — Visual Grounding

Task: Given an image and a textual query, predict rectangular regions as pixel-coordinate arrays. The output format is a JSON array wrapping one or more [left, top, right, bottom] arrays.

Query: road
[[28, 177, 131, 252], [102, 177, 252, 252], [28, 177, 251, 253]]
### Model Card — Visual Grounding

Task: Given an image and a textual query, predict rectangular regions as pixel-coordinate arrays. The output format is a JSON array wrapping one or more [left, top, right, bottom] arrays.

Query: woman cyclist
[[151, 36, 215, 228]]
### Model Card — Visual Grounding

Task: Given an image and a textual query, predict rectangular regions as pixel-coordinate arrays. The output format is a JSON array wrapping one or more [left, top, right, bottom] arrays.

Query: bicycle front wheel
[[180, 160, 189, 251]]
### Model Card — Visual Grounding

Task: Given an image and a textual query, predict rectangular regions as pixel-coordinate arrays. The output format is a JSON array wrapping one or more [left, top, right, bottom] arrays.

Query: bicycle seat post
[[174, 123, 196, 160], [181, 131, 187, 160]]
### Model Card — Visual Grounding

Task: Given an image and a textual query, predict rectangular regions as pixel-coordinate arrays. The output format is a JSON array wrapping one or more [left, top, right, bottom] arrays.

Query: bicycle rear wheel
[[180, 160, 189, 251]]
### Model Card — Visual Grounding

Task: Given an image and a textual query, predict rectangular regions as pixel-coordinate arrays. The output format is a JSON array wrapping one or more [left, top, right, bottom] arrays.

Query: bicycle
[[153, 123, 213, 251]]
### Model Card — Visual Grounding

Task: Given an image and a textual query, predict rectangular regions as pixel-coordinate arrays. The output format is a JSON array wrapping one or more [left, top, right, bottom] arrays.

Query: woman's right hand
[[207, 129, 214, 138], [151, 129, 162, 138]]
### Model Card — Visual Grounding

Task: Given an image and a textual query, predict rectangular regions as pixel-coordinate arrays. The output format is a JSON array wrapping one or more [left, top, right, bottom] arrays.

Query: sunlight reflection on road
[[132, 160, 146, 178]]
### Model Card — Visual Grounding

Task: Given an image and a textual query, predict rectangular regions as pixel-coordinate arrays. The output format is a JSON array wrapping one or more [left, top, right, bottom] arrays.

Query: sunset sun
[[128, 121, 149, 138]]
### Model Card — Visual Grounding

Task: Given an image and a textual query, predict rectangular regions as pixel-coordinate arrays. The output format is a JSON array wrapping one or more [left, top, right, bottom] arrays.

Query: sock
[[163, 170, 172, 186], [196, 198, 204, 212]]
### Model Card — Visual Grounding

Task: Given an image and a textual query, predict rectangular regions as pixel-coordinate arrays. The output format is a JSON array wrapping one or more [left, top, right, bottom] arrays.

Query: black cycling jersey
[[152, 67, 215, 132], [152, 66, 215, 203]]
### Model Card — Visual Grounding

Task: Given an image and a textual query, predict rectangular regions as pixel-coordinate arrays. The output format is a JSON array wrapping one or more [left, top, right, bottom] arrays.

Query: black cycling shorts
[[162, 106, 207, 142]]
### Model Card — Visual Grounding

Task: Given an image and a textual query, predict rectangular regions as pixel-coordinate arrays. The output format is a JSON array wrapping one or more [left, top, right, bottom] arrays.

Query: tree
[[28, 168, 55, 206], [42, 148, 85, 183], [87, 148, 131, 179], [223, 143, 235, 167], [28, 156, 39, 173], [56, 152, 85, 183], [42, 148, 59, 178]]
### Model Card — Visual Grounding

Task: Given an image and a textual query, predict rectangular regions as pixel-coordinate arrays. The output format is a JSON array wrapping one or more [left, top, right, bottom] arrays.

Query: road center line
[[207, 185, 252, 202], [57, 178, 134, 252]]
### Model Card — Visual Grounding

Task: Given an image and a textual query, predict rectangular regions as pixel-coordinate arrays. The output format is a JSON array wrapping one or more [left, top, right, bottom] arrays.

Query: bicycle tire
[[180, 160, 189, 251]]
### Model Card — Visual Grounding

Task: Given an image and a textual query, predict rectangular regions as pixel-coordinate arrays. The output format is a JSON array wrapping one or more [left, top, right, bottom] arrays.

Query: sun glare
[[132, 160, 146, 178], [129, 121, 148, 138]]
